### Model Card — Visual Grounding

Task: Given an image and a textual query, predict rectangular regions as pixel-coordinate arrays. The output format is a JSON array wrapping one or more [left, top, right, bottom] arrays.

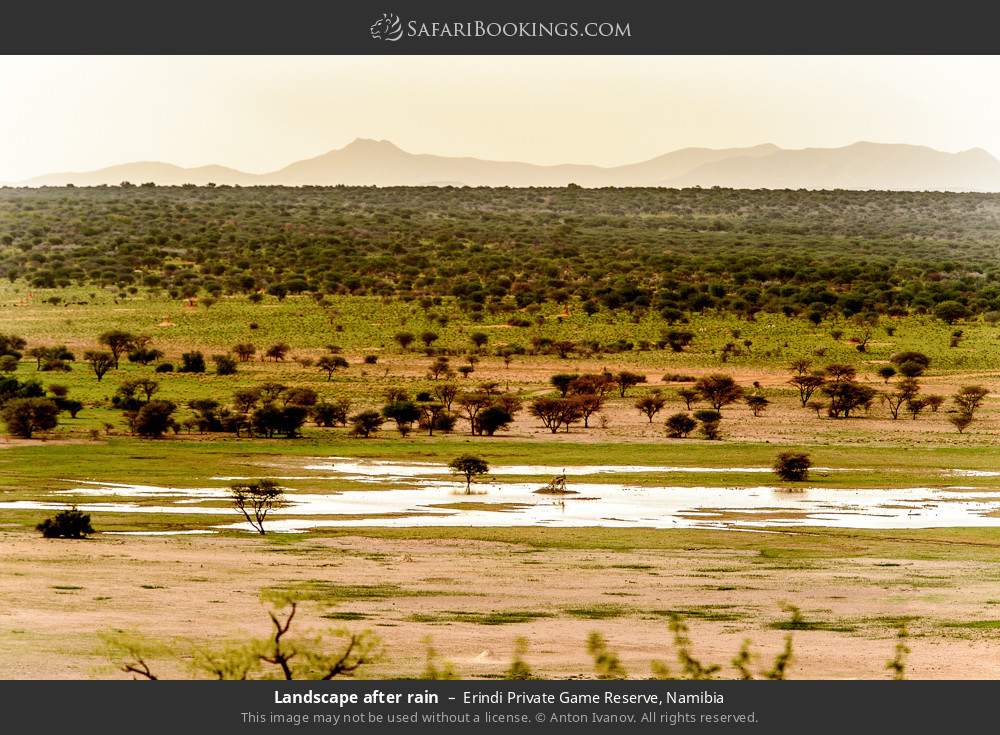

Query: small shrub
[[178, 352, 206, 373], [773, 452, 812, 482], [503, 638, 534, 680], [662, 373, 697, 383], [745, 394, 770, 417], [665, 412, 697, 438], [350, 410, 383, 438], [949, 413, 974, 434], [134, 400, 178, 438], [37, 507, 94, 539], [213, 354, 238, 376], [693, 409, 721, 440]]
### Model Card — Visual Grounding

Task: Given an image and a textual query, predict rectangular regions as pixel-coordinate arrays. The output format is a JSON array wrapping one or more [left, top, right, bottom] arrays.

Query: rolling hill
[[21, 139, 1000, 191]]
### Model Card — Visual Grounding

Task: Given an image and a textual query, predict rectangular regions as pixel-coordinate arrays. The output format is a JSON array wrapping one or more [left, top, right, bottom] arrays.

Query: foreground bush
[[101, 602, 908, 680], [37, 507, 94, 538], [103, 601, 379, 680]]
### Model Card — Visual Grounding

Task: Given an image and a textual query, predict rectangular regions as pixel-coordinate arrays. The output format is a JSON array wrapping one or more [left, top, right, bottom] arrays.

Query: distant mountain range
[[20, 139, 1000, 191]]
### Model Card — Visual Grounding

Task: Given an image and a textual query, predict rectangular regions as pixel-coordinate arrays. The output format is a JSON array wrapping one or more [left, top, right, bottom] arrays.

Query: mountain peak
[[342, 138, 401, 152]]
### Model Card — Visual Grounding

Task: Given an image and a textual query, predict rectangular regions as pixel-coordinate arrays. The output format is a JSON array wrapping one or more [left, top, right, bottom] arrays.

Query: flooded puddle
[[5, 459, 1000, 534]]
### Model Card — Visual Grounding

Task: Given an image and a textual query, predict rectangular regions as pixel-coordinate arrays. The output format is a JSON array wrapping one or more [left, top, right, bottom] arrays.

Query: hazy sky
[[2, 55, 999, 181]]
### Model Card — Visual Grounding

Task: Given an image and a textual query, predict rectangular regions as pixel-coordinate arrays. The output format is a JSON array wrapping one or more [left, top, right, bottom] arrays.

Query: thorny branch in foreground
[[104, 604, 910, 681], [104, 601, 380, 681]]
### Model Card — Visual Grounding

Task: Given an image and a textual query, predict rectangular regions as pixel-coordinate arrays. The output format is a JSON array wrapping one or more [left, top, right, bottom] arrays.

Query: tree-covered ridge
[[3, 186, 1000, 321]]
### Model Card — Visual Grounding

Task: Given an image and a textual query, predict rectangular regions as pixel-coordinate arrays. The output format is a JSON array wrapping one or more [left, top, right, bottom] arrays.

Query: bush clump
[[37, 507, 94, 539], [773, 452, 812, 482]]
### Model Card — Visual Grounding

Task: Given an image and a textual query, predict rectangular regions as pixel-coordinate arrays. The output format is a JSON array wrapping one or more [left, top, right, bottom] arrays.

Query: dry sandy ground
[[2, 531, 999, 680]]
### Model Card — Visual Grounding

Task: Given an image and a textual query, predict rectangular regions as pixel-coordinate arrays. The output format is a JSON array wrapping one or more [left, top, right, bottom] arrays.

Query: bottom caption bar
[[3, 680, 990, 732]]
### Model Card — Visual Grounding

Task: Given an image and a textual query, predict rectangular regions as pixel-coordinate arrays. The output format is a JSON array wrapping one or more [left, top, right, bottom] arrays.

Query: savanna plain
[[2, 186, 1000, 680]]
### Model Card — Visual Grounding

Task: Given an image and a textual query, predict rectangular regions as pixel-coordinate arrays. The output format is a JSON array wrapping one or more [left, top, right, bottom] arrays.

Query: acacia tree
[[433, 383, 459, 410], [84, 350, 115, 381], [128, 346, 163, 366], [924, 395, 945, 413], [745, 394, 770, 417], [663, 329, 694, 352], [264, 343, 290, 362], [694, 409, 722, 440], [469, 332, 489, 352], [676, 388, 699, 410], [477, 406, 513, 436], [349, 410, 383, 438], [819, 364, 875, 418], [905, 397, 928, 420], [949, 385, 989, 433], [456, 391, 492, 436], [614, 371, 647, 398], [418, 402, 447, 436], [954, 385, 989, 416], [420, 331, 439, 350], [133, 378, 160, 402], [233, 343, 257, 362], [529, 396, 583, 433], [98, 330, 135, 368], [949, 413, 974, 434], [695, 374, 743, 412], [823, 381, 876, 418], [317, 355, 349, 380], [877, 366, 897, 383], [550, 373, 579, 397], [789, 374, 825, 407], [258, 382, 288, 403], [890, 352, 930, 378], [635, 392, 667, 423], [2, 397, 59, 438], [233, 388, 263, 414], [788, 358, 812, 376], [394, 332, 415, 351], [134, 400, 178, 438], [427, 357, 452, 380], [382, 401, 421, 437], [312, 399, 351, 428], [230, 480, 285, 535], [569, 373, 615, 399], [882, 378, 919, 420], [575, 394, 604, 428], [449, 455, 489, 494]]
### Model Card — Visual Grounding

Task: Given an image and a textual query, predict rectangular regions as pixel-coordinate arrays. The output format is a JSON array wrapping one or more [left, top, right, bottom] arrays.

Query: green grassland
[[4, 284, 1000, 373], [2, 284, 1000, 441]]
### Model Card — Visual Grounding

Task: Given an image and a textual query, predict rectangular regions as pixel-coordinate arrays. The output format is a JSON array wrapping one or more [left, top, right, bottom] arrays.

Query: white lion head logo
[[370, 12, 403, 41]]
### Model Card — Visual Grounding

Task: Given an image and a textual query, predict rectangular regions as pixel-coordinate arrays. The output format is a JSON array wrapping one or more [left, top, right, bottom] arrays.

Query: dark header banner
[[3, 0, 1000, 54], [1, 680, 994, 733]]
